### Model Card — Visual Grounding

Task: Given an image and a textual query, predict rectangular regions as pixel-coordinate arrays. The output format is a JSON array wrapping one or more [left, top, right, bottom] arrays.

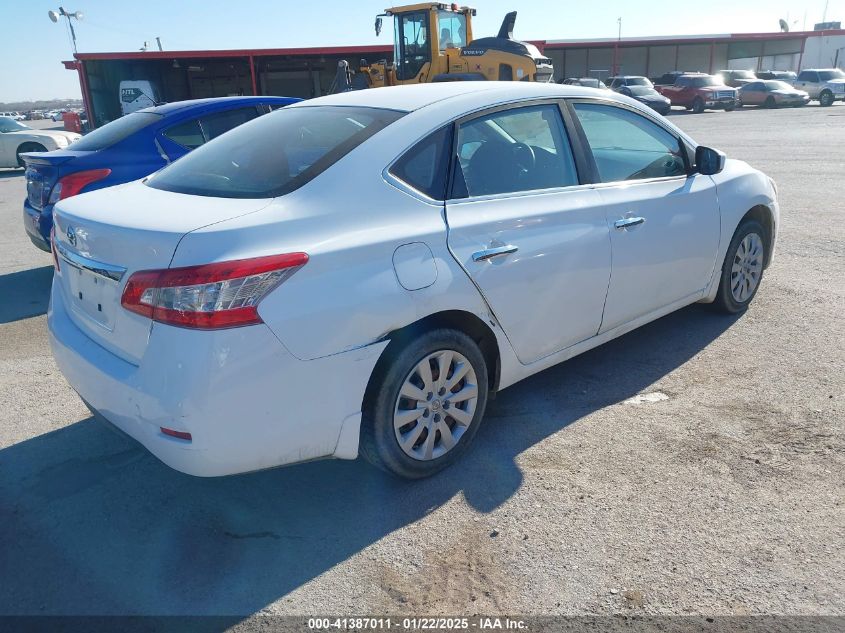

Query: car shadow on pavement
[[0, 304, 740, 619], [0, 266, 53, 324], [0, 169, 24, 179]]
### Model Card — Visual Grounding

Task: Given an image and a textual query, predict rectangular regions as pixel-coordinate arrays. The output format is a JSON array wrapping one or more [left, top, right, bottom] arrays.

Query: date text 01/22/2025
[[307, 617, 528, 630]]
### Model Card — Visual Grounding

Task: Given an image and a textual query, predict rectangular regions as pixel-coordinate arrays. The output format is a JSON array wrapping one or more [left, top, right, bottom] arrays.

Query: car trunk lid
[[52, 181, 272, 364], [23, 150, 90, 210]]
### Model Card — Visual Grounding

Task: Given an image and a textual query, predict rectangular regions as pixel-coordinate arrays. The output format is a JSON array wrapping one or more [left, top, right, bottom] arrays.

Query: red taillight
[[50, 168, 111, 202], [50, 227, 60, 271], [120, 253, 308, 329], [160, 427, 192, 441]]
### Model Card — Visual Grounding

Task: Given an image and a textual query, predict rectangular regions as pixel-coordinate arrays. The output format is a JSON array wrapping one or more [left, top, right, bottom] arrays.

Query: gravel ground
[[0, 104, 842, 623]]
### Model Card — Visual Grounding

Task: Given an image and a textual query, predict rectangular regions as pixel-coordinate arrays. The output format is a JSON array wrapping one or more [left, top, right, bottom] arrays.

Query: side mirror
[[695, 145, 726, 175], [375, 16, 383, 37]]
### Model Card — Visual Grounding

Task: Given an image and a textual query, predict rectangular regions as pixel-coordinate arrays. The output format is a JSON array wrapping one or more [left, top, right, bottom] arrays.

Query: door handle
[[472, 244, 518, 262], [614, 217, 646, 230]]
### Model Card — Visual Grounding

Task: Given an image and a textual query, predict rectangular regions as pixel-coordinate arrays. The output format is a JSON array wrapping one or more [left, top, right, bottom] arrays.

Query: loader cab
[[386, 3, 475, 83]]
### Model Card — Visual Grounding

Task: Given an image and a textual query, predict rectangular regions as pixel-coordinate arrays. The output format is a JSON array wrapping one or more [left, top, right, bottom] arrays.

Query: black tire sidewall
[[819, 91, 833, 107], [714, 219, 767, 313], [16, 143, 45, 167], [693, 98, 705, 114], [361, 328, 489, 479]]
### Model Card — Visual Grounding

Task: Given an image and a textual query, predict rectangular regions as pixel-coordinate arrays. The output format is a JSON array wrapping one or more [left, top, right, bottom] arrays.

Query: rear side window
[[70, 112, 160, 151], [454, 104, 579, 197], [389, 126, 451, 200], [199, 107, 259, 141], [163, 119, 204, 149], [573, 102, 687, 182], [147, 106, 404, 199], [798, 71, 817, 82]]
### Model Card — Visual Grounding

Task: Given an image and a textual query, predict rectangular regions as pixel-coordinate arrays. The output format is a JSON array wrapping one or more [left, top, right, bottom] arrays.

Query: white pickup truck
[[791, 68, 845, 106]]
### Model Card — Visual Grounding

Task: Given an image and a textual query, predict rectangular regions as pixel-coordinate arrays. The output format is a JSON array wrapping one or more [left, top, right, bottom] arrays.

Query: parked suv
[[656, 73, 738, 113], [791, 69, 845, 106], [717, 69, 758, 87]]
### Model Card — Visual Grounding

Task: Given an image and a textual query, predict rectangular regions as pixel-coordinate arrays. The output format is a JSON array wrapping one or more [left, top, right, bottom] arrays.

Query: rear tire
[[692, 97, 705, 114], [712, 219, 767, 314], [819, 91, 834, 107], [16, 142, 46, 168], [360, 328, 489, 479]]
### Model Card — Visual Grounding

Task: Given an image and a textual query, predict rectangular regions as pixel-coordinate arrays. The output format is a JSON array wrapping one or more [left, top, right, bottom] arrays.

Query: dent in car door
[[445, 103, 612, 365], [570, 102, 720, 332]]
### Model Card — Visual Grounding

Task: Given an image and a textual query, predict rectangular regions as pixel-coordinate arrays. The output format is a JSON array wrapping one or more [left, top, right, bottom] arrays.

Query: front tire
[[360, 328, 489, 479], [764, 96, 776, 108], [819, 91, 834, 107], [692, 97, 705, 114], [712, 219, 767, 314]]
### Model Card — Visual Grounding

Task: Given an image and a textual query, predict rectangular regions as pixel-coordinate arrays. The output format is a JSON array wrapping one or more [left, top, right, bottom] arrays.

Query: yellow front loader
[[333, 3, 554, 91]]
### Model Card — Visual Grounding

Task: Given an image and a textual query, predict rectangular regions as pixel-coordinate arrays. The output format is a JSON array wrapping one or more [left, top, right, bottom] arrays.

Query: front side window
[[148, 106, 403, 199], [573, 102, 687, 183], [199, 106, 260, 141], [395, 12, 430, 80], [454, 104, 579, 197]]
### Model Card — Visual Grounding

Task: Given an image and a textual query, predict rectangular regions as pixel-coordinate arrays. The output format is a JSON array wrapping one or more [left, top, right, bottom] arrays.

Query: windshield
[[765, 81, 793, 91], [733, 70, 756, 79], [688, 75, 720, 87], [437, 10, 466, 50], [147, 106, 404, 199], [627, 86, 658, 96], [627, 77, 653, 87], [818, 69, 845, 81], [0, 117, 30, 133], [71, 112, 161, 151]]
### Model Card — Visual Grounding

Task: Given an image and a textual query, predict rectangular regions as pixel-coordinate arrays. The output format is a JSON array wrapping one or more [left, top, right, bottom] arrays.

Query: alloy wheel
[[731, 232, 764, 303], [393, 350, 478, 461]]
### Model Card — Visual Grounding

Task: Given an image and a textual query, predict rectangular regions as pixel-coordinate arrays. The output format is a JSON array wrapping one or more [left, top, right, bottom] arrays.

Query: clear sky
[[1, 0, 842, 101]]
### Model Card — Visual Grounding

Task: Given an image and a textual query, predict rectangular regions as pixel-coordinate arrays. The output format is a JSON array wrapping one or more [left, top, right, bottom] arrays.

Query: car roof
[[140, 95, 299, 115], [290, 82, 604, 113]]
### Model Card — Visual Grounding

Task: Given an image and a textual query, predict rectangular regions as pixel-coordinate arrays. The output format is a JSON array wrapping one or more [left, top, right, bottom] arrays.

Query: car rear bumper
[[48, 281, 387, 477], [23, 199, 53, 252]]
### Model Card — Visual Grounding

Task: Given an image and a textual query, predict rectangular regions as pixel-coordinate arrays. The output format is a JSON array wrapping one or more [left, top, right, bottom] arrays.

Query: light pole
[[48, 7, 84, 55], [613, 17, 622, 75]]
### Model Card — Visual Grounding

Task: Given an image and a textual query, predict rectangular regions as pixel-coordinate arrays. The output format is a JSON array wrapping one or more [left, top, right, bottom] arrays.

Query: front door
[[569, 101, 720, 332], [445, 103, 612, 364]]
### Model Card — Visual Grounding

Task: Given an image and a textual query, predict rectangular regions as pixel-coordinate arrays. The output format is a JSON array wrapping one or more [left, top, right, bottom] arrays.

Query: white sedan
[[48, 82, 778, 479], [0, 117, 80, 168]]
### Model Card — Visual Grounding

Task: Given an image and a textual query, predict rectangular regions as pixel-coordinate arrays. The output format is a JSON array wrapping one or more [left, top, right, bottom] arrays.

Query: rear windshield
[[70, 112, 161, 151], [147, 106, 404, 199]]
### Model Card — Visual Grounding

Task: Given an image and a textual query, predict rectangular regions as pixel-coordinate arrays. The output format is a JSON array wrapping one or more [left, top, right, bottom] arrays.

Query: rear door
[[445, 102, 611, 365], [569, 101, 720, 332]]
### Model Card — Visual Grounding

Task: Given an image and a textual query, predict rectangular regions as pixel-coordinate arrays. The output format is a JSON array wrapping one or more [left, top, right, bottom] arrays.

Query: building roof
[[65, 28, 845, 64]]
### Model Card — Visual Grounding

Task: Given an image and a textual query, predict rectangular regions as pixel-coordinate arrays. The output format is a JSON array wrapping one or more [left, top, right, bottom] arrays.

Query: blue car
[[22, 95, 300, 251]]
